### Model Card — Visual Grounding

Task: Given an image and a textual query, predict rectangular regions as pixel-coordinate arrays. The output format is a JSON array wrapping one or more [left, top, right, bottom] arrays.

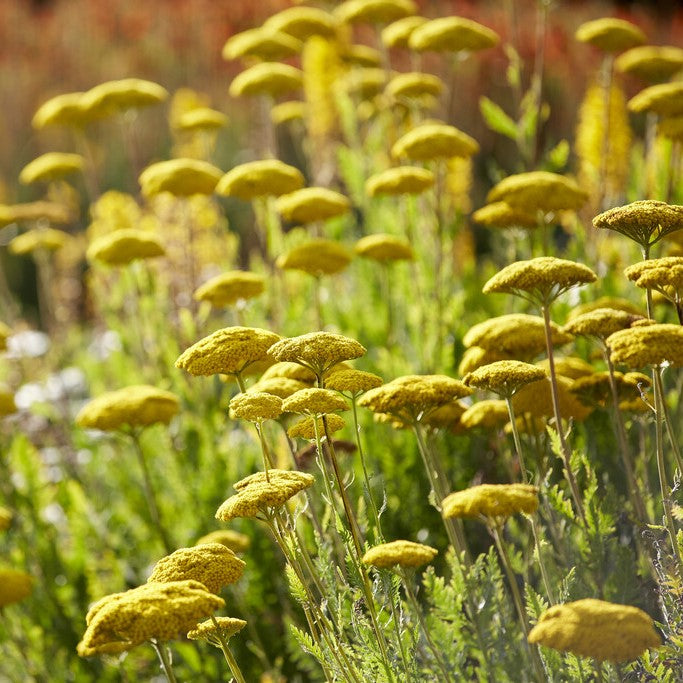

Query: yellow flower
[[381, 16, 427, 48], [335, 0, 417, 25], [261, 361, 317, 384], [288, 413, 346, 439], [563, 307, 643, 340], [77, 580, 224, 657], [229, 392, 283, 421], [624, 257, 683, 304], [275, 187, 350, 224], [458, 346, 511, 375], [607, 324, 683, 368], [459, 399, 510, 430], [537, 356, 595, 380], [31, 92, 91, 129], [282, 388, 348, 415], [264, 7, 338, 40], [570, 371, 649, 409], [0, 568, 32, 607], [276, 239, 352, 276], [188, 617, 247, 646], [511, 376, 593, 421], [422, 400, 467, 431], [76, 386, 180, 431], [409, 16, 499, 52], [342, 45, 383, 68], [365, 166, 434, 196], [216, 160, 305, 200], [222, 28, 302, 61], [139, 159, 223, 197], [362, 540, 438, 569], [487, 171, 588, 213], [176, 327, 281, 377], [471, 202, 539, 230], [80, 78, 168, 117], [391, 123, 479, 161], [249, 377, 309, 399], [575, 18, 646, 52], [387, 72, 444, 99], [19, 152, 84, 185], [628, 82, 683, 117], [194, 271, 265, 307], [9, 228, 70, 255], [565, 296, 644, 320], [176, 107, 228, 132], [442, 484, 539, 520], [86, 229, 164, 266], [195, 530, 250, 554], [303, 36, 342, 140], [528, 599, 661, 663], [354, 233, 413, 261], [616, 45, 683, 83], [2, 201, 70, 225], [324, 369, 383, 395], [463, 360, 546, 398], [271, 101, 307, 125], [147, 544, 245, 593], [230, 63, 303, 98], [0, 506, 12, 531]]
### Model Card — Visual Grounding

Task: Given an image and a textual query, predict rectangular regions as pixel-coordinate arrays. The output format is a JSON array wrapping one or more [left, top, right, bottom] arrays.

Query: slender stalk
[[150, 640, 178, 683], [209, 615, 247, 683], [597, 54, 615, 211], [383, 573, 413, 682], [254, 421, 274, 479]]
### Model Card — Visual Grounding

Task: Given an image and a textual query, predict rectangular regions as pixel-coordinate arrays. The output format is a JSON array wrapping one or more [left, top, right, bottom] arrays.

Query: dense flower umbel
[[31, 92, 93, 129], [537, 356, 595, 380], [325, 369, 383, 395], [575, 18, 646, 52], [264, 7, 338, 40], [386, 72, 443, 99], [463, 360, 547, 398], [261, 361, 317, 384], [365, 166, 434, 196], [194, 271, 265, 307], [288, 413, 346, 439], [282, 388, 348, 415], [77, 581, 224, 657], [275, 187, 350, 223], [570, 371, 650, 409], [616, 46, 683, 83], [408, 16, 499, 52], [195, 530, 251, 554], [459, 400, 510, 430], [147, 544, 245, 593], [250, 377, 309, 398], [381, 16, 427, 48], [486, 171, 588, 213], [566, 296, 644, 320], [606, 324, 683, 368], [10, 228, 70, 255], [391, 123, 479, 161], [0, 568, 32, 607], [222, 28, 302, 62], [139, 159, 223, 197], [354, 234, 414, 261], [563, 307, 644, 340], [176, 327, 281, 377], [628, 82, 683, 117], [335, 0, 417, 25], [188, 617, 247, 645], [19, 152, 84, 185], [76, 386, 180, 431], [458, 346, 512, 375], [528, 599, 661, 662], [442, 484, 539, 519], [215, 160, 305, 200], [362, 540, 438, 569], [176, 107, 228, 132], [276, 240, 353, 276], [229, 392, 283, 421], [80, 78, 168, 117], [471, 202, 539, 229], [86, 229, 165, 266], [229, 62, 303, 98], [511, 375, 593, 421], [625, 257, 683, 301]]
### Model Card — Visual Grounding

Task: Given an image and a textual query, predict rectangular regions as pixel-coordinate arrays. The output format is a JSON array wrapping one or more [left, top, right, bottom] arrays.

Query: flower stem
[[151, 640, 178, 683], [209, 615, 247, 683]]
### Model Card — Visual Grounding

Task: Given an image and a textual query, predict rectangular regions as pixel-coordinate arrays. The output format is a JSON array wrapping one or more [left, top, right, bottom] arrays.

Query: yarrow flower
[[249, 377, 309, 399], [486, 171, 588, 213], [624, 257, 683, 308], [511, 375, 593, 421], [408, 16, 499, 52], [222, 28, 302, 62], [10, 228, 70, 255], [324, 369, 383, 396], [188, 617, 247, 646], [628, 82, 683, 117], [459, 399, 510, 430], [528, 599, 661, 662], [354, 234, 414, 261], [288, 413, 346, 440], [229, 62, 303, 98], [139, 159, 223, 197], [381, 16, 427, 48], [365, 166, 434, 196], [264, 7, 339, 40], [194, 271, 265, 308], [86, 229, 165, 266], [335, 0, 417, 25], [562, 307, 644, 340], [19, 152, 84, 185], [281, 388, 348, 415], [391, 123, 479, 161], [229, 392, 283, 421], [616, 46, 683, 83], [606, 324, 683, 368], [175, 107, 228, 132], [575, 18, 646, 52], [271, 101, 306, 125], [570, 371, 650, 409], [362, 540, 438, 569], [275, 187, 350, 224], [215, 160, 305, 200], [471, 202, 539, 230], [463, 360, 547, 398], [0, 567, 32, 607], [80, 78, 168, 117], [442, 484, 539, 520], [195, 530, 250, 554], [261, 361, 317, 384], [276, 240, 353, 276], [386, 72, 443, 100]]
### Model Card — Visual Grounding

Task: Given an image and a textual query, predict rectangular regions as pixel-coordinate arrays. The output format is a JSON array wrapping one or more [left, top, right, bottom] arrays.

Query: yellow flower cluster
[[277, 239, 353, 276], [616, 46, 683, 83], [264, 7, 338, 40], [563, 307, 643, 340], [275, 187, 350, 224], [282, 388, 348, 415], [0, 567, 32, 607], [607, 324, 683, 368], [354, 234, 414, 262], [335, 0, 417, 25], [86, 229, 165, 266], [0, 389, 17, 416], [176, 107, 228, 132], [362, 540, 438, 569], [381, 16, 427, 48], [408, 16, 499, 52], [229, 62, 303, 98], [324, 369, 383, 395], [262, 361, 317, 384], [194, 271, 265, 307], [216, 160, 305, 200], [365, 166, 434, 196], [195, 530, 251, 554], [487, 171, 588, 213], [442, 484, 539, 520], [471, 201, 539, 230], [463, 360, 547, 398], [250, 377, 309, 399], [386, 72, 443, 100], [139, 159, 223, 197], [575, 18, 646, 52], [222, 28, 302, 62], [512, 375, 592, 421], [624, 257, 683, 303], [570, 371, 649, 409], [19, 152, 84, 185], [229, 392, 283, 421], [391, 123, 479, 161], [460, 399, 509, 430], [288, 413, 346, 440], [628, 82, 683, 117], [188, 616, 247, 645], [10, 228, 70, 255]]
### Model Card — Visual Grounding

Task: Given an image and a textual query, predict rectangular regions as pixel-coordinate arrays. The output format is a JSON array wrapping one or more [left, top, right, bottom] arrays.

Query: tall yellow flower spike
[[362, 540, 438, 569]]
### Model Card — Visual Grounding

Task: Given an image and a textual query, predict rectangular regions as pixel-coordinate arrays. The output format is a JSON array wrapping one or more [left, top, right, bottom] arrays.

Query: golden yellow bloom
[[381, 16, 427, 48], [389, 75, 442, 101], [335, 0, 417, 25], [340, 68, 387, 99], [176, 327, 281, 377], [409, 16, 499, 52], [565, 296, 644, 320], [528, 599, 661, 663], [188, 617, 247, 645], [80, 78, 168, 117], [443, 483, 538, 520], [391, 123, 479, 161], [471, 202, 539, 229], [625, 257, 683, 302], [487, 171, 588, 213], [76, 385, 180, 431], [264, 7, 338, 40], [537, 357, 595, 380], [147, 544, 245, 593], [563, 307, 643, 340], [19, 152, 84, 185], [593, 200, 683, 250], [176, 107, 228, 132], [365, 166, 434, 196], [324, 369, 383, 395], [354, 233, 413, 262], [342, 44, 383, 68], [9, 228, 70, 255], [271, 101, 307, 125], [222, 27, 302, 61], [275, 187, 350, 224], [276, 239, 352, 275], [288, 413, 345, 439], [607, 324, 683, 368], [459, 399, 510, 430], [422, 400, 467, 431], [0, 507, 12, 531], [362, 540, 437, 569], [139, 159, 223, 197], [511, 376, 593, 421], [1, 200, 70, 225], [616, 45, 683, 83], [216, 160, 305, 200], [229, 63, 303, 98], [570, 371, 649, 409], [249, 378, 309, 399], [78, 580, 224, 657], [269, 332, 366, 378], [282, 388, 348, 415], [194, 271, 264, 307], [195, 530, 250, 554], [31, 92, 91, 129], [628, 82, 683, 117], [464, 360, 546, 398], [575, 18, 646, 52], [458, 346, 511, 375], [229, 392, 283, 421], [261, 361, 317, 384], [0, 568, 32, 607], [86, 229, 165, 266]]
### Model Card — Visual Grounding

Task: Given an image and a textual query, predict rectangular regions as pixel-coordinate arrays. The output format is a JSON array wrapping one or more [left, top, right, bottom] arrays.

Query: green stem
[[151, 640, 178, 683], [383, 573, 413, 682], [209, 615, 247, 683]]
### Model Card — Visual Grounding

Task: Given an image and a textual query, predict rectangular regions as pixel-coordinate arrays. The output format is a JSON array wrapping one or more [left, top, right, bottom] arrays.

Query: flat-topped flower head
[[324, 369, 383, 396], [234, 469, 314, 492], [264, 7, 338, 40], [0, 568, 32, 607], [409, 16, 499, 52], [365, 166, 434, 196], [1, 201, 70, 225], [458, 346, 511, 375], [483, 257, 597, 306], [528, 599, 661, 663], [19, 152, 84, 185], [422, 400, 467, 431], [593, 200, 683, 252], [277, 240, 353, 276], [249, 377, 309, 399], [288, 413, 346, 439], [194, 271, 265, 308], [443, 483, 539, 520], [176, 107, 228, 132], [570, 371, 649, 409], [537, 356, 595, 380], [511, 375, 593, 421], [487, 171, 588, 213], [382, 16, 427, 48], [10, 228, 70, 255], [391, 123, 479, 161], [76, 385, 180, 431], [77, 580, 224, 657], [80, 78, 168, 117], [86, 229, 164, 266], [575, 18, 646, 53], [628, 82, 683, 117], [229, 392, 283, 422], [282, 388, 348, 415], [362, 540, 437, 569], [607, 324, 683, 368], [176, 327, 281, 377], [335, 0, 417, 25], [566, 296, 644, 320], [471, 202, 540, 229], [460, 399, 510, 430], [340, 68, 387, 99], [229, 63, 303, 98], [147, 544, 245, 593], [195, 530, 250, 554], [275, 187, 350, 224], [31, 92, 92, 129], [271, 101, 306, 125], [386, 72, 443, 100], [563, 307, 644, 341], [616, 46, 683, 83], [355, 234, 414, 262], [222, 28, 302, 62], [464, 360, 546, 398], [342, 44, 383, 68], [188, 617, 247, 647], [139, 159, 222, 197], [625, 257, 683, 304], [261, 361, 317, 385], [216, 160, 305, 201]]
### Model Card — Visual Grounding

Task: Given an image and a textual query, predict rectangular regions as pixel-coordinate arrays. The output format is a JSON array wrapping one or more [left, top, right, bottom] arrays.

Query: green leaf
[[547, 139, 569, 170], [479, 96, 518, 140]]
